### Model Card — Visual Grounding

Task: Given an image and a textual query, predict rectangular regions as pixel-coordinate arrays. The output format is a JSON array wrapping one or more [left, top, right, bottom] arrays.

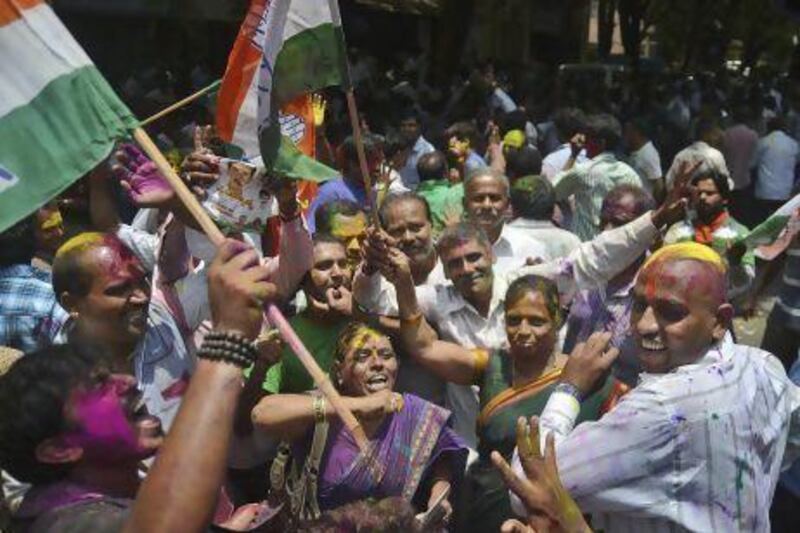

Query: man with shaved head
[[510, 242, 800, 532]]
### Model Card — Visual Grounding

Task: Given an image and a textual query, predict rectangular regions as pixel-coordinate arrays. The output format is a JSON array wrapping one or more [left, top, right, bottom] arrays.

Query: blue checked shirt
[[0, 264, 68, 353]]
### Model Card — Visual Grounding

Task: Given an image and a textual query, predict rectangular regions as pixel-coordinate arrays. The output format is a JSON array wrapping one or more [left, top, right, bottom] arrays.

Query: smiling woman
[[251, 322, 467, 525]]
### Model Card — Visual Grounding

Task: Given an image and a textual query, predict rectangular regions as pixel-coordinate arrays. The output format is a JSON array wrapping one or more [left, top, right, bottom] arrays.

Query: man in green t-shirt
[[262, 234, 353, 393], [415, 150, 464, 237]]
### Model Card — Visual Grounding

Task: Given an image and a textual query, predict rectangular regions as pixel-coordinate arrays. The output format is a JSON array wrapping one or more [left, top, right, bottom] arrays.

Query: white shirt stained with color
[[511, 336, 800, 533]]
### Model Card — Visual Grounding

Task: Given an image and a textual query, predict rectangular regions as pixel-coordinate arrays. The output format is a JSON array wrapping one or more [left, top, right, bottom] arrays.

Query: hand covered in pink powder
[[113, 143, 175, 208]]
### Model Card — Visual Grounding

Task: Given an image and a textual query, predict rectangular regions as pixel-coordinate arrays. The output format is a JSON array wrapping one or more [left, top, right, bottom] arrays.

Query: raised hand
[[208, 239, 277, 340], [652, 159, 702, 229], [326, 286, 353, 317], [113, 143, 175, 208], [491, 417, 591, 533], [569, 133, 586, 158], [312, 93, 327, 127], [560, 332, 619, 397]]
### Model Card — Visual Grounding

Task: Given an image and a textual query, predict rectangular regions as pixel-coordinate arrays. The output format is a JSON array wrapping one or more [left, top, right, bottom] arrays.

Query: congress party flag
[[0, 0, 137, 234], [739, 192, 800, 250], [215, 0, 346, 181]]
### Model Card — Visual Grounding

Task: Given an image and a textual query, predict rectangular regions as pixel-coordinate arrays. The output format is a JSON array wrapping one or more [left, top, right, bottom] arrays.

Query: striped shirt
[[774, 236, 800, 331], [552, 152, 644, 241], [512, 336, 800, 532]]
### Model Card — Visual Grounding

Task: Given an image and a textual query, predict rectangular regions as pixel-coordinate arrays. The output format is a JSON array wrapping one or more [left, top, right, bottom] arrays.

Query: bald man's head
[[632, 243, 732, 373]]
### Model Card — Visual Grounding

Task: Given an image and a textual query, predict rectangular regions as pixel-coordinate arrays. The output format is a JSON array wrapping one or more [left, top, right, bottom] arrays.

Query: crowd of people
[[2, 57, 800, 533]]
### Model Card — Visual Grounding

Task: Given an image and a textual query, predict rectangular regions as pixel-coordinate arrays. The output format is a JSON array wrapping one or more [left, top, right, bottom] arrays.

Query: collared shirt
[[752, 130, 799, 201], [627, 140, 662, 195], [0, 264, 68, 353], [516, 337, 800, 533], [724, 123, 759, 190], [565, 276, 641, 386], [416, 180, 464, 238], [506, 218, 582, 259], [398, 135, 435, 189], [541, 144, 587, 182], [414, 213, 659, 448], [664, 213, 755, 301], [553, 152, 644, 241], [493, 224, 551, 273]]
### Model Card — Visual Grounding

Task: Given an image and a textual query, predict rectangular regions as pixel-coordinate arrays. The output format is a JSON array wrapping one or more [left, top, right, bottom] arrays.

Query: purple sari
[[304, 394, 467, 510]]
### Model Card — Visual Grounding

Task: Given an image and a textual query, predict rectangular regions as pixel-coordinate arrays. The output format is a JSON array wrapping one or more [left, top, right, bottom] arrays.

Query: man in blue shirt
[[397, 110, 435, 190], [307, 134, 383, 233], [0, 217, 67, 353]]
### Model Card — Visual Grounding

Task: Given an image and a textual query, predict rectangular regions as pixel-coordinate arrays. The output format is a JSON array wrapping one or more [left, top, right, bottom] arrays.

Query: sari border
[[477, 367, 563, 427]]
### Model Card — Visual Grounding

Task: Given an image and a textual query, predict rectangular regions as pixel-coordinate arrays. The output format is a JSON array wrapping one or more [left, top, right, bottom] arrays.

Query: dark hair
[[601, 184, 655, 220], [378, 192, 432, 227], [505, 274, 562, 325], [417, 151, 448, 182], [767, 115, 787, 134], [381, 132, 406, 159], [0, 345, 96, 484], [436, 221, 492, 257], [692, 170, 731, 200], [505, 146, 542, 179], [398, 108, 420, 124], [510, 175, 555, 220], [553, 107, 587, 143], [586, 113, 622, 148], [445, 121, 479, 146], [0, 216, 36, 267], [340, 134, 382, 164], [314, 200, 365, 235], [499, 109, 528, 134], [312, 232, 347, 249], [298, 497, 416, 532], [624, 116, 653, 139]]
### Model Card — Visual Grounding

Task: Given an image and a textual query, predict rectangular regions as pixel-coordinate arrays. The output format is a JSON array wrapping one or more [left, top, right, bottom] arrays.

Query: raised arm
[[124, 239, 276, 533], [386, 247, 482, 386]]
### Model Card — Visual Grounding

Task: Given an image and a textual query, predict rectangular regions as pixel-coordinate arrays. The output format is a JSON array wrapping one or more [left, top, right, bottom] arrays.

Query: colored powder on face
[[63, 380, 139, 459], [641, 242, 727, 301], [96, 235, 143, 283], [40, 209, 63, 231]]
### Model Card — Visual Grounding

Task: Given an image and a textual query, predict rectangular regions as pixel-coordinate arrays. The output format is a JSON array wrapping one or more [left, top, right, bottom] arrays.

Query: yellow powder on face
[[40, 209, 63, 231], [642, 242, 726, 275], [55, 232, 105, 259]]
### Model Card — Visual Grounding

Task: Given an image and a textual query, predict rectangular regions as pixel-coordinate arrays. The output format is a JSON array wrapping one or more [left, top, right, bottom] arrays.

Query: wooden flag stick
[[131, 126, 369, 451], [139, 80, 222, 128], [344, 88, 379, 225]]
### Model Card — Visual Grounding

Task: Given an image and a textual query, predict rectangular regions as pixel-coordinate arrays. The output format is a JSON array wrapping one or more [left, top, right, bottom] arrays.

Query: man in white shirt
[[507, 175, 580, 259], [541, 108, 588, 182], [511, 242, 800, 532], [624, 117, 663, 201], [463, 168, 550, 272], [752, 116, 800, 225], [666, 120, 732, 192]]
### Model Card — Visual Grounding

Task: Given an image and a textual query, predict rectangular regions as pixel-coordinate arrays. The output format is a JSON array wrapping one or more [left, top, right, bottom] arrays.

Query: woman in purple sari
[[253, 322, 467, 522]]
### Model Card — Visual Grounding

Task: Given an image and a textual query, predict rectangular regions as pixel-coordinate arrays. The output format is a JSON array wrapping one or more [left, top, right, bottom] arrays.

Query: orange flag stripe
[[0, 0, 44, 27]]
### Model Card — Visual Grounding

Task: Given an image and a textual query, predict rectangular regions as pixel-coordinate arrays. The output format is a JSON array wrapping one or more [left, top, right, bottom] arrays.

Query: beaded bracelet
[[197, 330, 257, 369]]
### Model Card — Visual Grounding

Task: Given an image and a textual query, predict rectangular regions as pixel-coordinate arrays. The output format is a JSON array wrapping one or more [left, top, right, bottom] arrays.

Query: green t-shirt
[[417, 180, 464, 237], [261, 312, 349, 393]]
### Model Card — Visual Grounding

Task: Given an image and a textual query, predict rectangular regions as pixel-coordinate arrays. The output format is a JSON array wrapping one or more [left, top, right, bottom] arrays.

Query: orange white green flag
[[215, 0, 346, 181], [0, 0, 137, 233]]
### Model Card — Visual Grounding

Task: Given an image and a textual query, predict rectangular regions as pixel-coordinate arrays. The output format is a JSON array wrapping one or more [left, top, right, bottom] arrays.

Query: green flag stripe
[[0, 65, 137, 233], [273, 22, 349, 106]]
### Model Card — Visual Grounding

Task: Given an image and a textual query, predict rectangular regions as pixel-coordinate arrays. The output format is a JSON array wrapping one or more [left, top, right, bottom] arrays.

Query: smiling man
[[513, 242, 800, 532]]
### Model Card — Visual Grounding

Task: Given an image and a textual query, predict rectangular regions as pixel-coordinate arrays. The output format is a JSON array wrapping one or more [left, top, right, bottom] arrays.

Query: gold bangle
[[400, 310, 423, 328], [312, 395, 327, 423], [472, 349, 490, 384]]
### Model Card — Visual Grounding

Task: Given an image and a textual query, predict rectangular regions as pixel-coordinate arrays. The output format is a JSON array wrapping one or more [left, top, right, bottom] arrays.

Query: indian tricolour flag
[[739, 193, 800, 250], [216, 0, 346, 181], [0, 0, 137, 233]]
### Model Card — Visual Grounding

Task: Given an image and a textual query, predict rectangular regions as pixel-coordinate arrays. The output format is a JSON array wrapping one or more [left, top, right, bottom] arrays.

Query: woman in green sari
[[395, 273, 621, 533]]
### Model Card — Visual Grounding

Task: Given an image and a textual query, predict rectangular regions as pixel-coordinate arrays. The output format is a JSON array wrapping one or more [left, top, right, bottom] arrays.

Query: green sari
[[461, 349, 615, 533]]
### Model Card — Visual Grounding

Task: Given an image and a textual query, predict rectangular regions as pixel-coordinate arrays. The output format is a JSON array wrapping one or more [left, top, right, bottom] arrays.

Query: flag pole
[[344, 88, 379, 225], [131, 126, 369, 452], [139, 80, 222, 127]]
